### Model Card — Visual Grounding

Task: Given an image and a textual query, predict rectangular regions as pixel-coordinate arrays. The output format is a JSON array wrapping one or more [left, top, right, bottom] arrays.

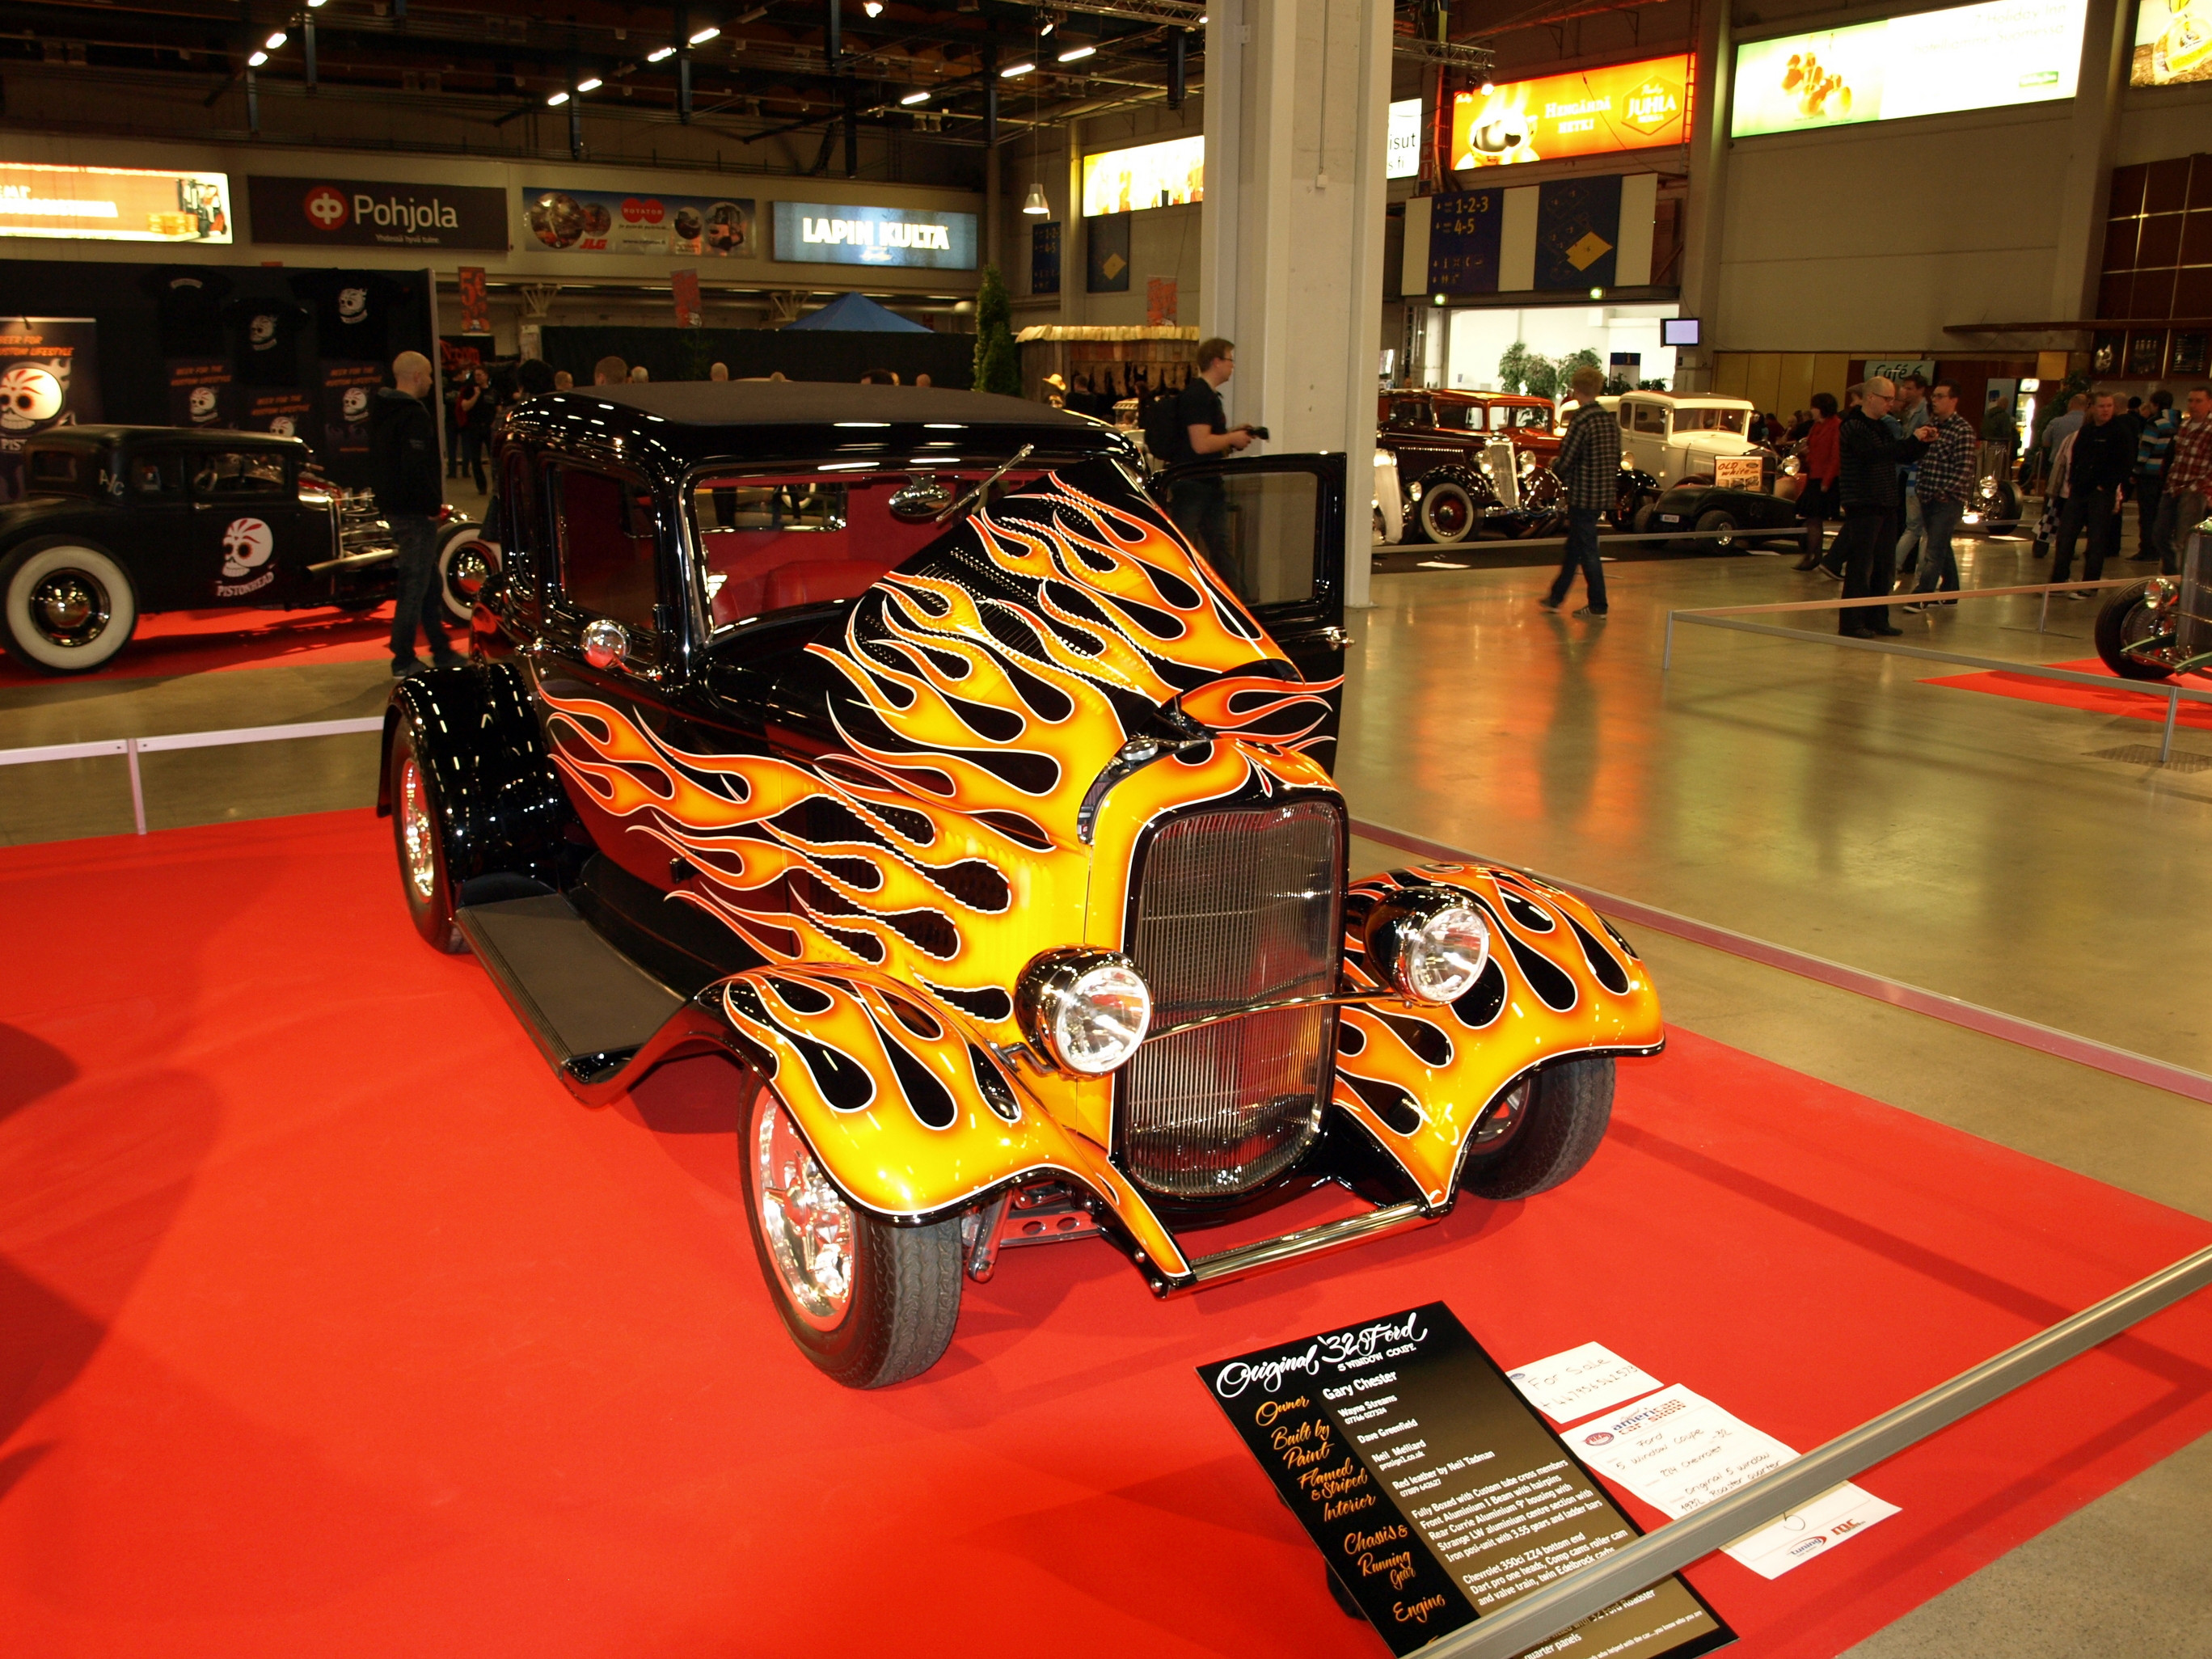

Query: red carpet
[[2, 812, 2209, 1659], [0, 605, 407, 686], [1924, 654, 2212, 732]]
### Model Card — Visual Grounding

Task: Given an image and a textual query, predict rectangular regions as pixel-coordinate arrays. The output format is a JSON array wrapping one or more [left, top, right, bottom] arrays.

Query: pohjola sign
[[247, 175, 509, 251]]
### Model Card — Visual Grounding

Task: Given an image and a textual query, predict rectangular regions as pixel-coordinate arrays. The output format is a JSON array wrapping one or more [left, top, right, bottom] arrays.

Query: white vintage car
[[1602, 392, 1770, 490]]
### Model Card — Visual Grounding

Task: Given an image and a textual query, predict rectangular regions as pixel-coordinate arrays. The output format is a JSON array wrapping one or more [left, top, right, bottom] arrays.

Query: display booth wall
[[0, 260, 435, 495], [538, 325, 974, 390]]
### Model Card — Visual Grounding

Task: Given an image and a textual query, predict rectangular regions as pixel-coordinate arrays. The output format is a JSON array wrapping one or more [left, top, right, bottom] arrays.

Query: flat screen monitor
[[1661, 317, 1700, 347]]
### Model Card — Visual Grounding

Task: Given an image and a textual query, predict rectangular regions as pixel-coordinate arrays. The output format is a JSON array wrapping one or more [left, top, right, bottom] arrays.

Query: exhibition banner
[[671, 268, 703, 328], [1535, 175, 1623, 290], [0, 316, 99, 502], [0, 163, 230, 243], [1087, 212, 1132, 293], [1730, 0, 2086, 135], [1425, 188, 1506, 295], [1451, 56, 1691, 169], [770, 201, 977, 269], [526, 187, 757, 257], [2131, 0, 2212, 86], [247, 175, 509, 251], [1387, 98, 1424, 180], [1197, 1304, 1735, 1659], [1081, 134, 1205, 216], [1031, 219, 1062, 296], [244, 389, 313, 442], [319, 363, 384, 464], [167, 359, 235, 429]]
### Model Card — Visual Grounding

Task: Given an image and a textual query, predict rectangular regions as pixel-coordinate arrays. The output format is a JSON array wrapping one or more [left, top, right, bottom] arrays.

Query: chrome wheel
[[397, 755, 437, 901], [750, 1091, 856, 1330], [29, 570, 109, 648]]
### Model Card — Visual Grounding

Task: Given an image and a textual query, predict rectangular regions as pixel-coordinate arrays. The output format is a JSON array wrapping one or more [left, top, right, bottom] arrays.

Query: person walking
[[1794, 392, 1843, 572], [2154, 385, 2212, 577], [1165, 338, 1254, 583], [2050, 392, 2132, 593], [1891, 374, 1931, 577], [459, 365, 493, 494], [2133, 390, 2177, 563], [1902, 381, 1977, 610], [1539, 365, 1619, 618], [1833, 377, 1931, 636], [373, 351, 461, 678]]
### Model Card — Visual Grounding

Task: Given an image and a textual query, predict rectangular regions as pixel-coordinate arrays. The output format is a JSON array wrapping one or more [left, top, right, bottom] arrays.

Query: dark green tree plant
[[973, 265, 1020, 396]]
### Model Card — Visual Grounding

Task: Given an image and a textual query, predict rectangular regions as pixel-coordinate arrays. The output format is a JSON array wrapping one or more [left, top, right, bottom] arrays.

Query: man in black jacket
[[372, 349, 461, 677], [1832, 377, 1931, 636], [2051, 392, 2131, 592]]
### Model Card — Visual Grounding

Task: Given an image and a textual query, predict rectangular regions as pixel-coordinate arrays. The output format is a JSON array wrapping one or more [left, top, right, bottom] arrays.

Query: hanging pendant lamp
[[1023, 181, 1050, 217]]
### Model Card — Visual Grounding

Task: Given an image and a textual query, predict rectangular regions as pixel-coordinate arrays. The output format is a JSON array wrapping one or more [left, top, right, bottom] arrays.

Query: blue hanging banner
[[1425, 188, 1505, 295], [1032, 220, 1062, 296]]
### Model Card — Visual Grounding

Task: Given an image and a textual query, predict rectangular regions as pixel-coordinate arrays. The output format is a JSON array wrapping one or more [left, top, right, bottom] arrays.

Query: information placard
[[1713, 456, 1764, 491], [1198, 1304, 1734, 1659]]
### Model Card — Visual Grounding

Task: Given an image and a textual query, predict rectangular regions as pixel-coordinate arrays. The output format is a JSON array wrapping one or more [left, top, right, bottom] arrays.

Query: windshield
[[690, 463, 1059, 630], [1671, 407, 1748, 435]]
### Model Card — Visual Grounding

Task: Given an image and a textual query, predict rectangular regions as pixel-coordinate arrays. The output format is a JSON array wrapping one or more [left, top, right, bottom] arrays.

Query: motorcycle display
[[2096, 519, 2212, 681]]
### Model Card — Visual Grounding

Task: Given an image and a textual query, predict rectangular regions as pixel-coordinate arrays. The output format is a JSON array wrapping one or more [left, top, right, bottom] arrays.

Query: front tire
[[1467, 1057, 1614, 1200], [2096, 582, 2175, 681], [1695, 508, 1741, 551], [1416, 479, 1476, 546], [435, 525, 494, 623], [389, 714, 466, 952], [741, 1079, 963, 1388], [1, 540, 138, 673]]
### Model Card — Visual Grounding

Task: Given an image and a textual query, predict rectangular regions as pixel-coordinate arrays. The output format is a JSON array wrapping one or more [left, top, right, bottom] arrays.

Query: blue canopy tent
[[781, 291, 931, 332]]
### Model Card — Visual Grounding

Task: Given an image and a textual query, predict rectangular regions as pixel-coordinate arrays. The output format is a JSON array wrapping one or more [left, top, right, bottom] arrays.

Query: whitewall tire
[[1, 541, 138, 673]]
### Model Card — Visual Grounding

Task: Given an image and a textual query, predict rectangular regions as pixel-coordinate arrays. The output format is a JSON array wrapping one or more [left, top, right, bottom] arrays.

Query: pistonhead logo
[[303, 184, 350, 231]]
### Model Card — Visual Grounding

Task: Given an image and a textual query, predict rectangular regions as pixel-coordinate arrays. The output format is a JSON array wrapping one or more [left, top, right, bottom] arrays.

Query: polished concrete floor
[[4, 520, 2208, 1653]]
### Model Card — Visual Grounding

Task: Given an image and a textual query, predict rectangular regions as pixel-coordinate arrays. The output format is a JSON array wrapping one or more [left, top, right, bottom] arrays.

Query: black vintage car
[[381, 382, 1658, 1388], [0, 425, 476, 673], [1641, 479, 1805, 551]]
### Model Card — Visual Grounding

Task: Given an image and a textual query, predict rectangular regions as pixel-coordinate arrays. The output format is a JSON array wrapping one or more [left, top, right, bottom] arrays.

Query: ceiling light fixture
[[1023, 182, 1049, 215], [690, 26, 721, 44], [1480, 74, 1495, 93], [576, 76, 603, 91], [547, 89, 570, 104], [1041, 18, 1056, 33], [1002, 59, 1035, 76], [248, 49, 268, 65], [264, 30, 287, 49], [901, 88, 930, 104], [647, 44, 675, 61], [1056, 44, 1094, 61], [863, 0, 884, 14]]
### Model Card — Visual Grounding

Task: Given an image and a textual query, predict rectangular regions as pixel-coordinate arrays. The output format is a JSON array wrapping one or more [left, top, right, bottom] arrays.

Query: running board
[[454, 894, 686, 1087], [1175, 1201, 1435, 1292]]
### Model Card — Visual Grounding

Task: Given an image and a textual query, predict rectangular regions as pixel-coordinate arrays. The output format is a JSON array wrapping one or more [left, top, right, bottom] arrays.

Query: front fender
[[712, 965, 1193, 1277], [379, 661, 573, 897], [1332, 863, 1663, 1205]]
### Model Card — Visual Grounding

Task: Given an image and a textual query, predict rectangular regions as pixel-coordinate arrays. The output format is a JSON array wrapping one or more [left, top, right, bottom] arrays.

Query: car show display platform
[[2, 810, 2209, 1659], [0, 604, 403, 688]]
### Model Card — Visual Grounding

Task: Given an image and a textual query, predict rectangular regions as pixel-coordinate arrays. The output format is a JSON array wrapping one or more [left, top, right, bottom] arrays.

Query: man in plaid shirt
[[1540, 365, 1620, 618], [1902, 381, 1978, 607], [2156, 386, 2212, 576]]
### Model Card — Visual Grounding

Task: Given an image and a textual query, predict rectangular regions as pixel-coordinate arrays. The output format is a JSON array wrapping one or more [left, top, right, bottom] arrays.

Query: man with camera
[[1166, 337, 1262, 590]]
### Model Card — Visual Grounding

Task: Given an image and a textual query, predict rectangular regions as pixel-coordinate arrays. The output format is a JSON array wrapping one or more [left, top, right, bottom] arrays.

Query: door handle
[[1321, 626, 1353, 649]]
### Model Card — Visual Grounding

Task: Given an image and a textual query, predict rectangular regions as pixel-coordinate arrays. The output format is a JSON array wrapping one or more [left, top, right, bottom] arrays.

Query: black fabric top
[[580, 381, 1095, 429]]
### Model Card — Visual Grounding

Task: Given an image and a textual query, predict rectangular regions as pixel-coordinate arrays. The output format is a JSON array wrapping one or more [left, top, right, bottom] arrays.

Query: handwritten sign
[[1712, 454, 1764, 492], [1197, 1303, 1735, 1659]]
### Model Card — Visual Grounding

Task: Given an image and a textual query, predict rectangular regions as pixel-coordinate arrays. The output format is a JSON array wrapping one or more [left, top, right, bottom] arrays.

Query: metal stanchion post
[[2162, 686, 2180, 763], [1663, 611, 1675, 674], [125, 737, 147, 836]]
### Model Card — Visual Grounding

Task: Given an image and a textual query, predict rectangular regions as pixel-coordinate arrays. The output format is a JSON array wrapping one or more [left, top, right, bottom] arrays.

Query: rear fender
[[713, 965, 1190, 1275], [1332, 863, 1663, 1205], [378, 661, 574, 898]]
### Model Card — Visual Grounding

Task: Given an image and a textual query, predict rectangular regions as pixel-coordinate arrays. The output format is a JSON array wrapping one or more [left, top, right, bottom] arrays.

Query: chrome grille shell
[[1117, 798, 1346, 1199]]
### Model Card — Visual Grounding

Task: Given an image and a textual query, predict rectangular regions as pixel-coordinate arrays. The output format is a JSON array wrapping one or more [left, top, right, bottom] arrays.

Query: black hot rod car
[[0, 425, 478, 673], [379, 382, 1665, 1389]]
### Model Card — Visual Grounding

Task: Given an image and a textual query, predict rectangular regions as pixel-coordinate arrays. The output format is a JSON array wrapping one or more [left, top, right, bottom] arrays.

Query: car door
[[188, 446, 317, 607], [1150, 453, 1349, 767], [530, 458, 688, 897], [110, 445, 200, 613]]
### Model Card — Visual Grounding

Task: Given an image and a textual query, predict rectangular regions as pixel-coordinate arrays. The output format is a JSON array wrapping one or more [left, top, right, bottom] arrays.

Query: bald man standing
[[373, 350, 462, 676]]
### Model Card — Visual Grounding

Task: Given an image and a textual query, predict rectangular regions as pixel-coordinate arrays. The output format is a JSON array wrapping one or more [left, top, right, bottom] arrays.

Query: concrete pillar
[[1674, 0, 1733, 391], [1201, 0, 1393, 608], [1062, 120, 1086, 327], [2049, 0, 2130, 325]]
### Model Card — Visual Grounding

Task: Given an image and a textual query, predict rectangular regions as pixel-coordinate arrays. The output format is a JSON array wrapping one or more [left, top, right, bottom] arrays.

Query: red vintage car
[[1376, 390, 1564, 544]]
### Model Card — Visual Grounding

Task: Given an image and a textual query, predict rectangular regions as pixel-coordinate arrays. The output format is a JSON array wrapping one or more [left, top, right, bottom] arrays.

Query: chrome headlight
[[2144, 580, 2172, 609], [1015, 948, 1153, 1075], [1364, 887, 1492, 1004]]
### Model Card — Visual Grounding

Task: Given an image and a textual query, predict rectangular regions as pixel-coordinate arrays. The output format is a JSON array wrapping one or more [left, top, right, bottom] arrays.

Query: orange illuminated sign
[[1451, 56, 1690, 169]]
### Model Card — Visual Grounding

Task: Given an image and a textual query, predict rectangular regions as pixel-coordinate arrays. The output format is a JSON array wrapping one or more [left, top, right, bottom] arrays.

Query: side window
[[1632, 403, 1666, 435], [133, 452, 188, 497], [1192, 470, 1319, 610], [191, 450, 288, 499], [556, 466, 661, 631], [501, 451, 537, 576]]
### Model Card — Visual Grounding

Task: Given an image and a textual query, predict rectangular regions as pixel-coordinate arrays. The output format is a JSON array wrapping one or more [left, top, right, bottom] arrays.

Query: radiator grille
[[1121, 800, 1345, 1198]]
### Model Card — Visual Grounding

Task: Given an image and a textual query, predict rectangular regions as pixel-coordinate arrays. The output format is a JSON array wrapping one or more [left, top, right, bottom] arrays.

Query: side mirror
[[582, 617, 629, 672]]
